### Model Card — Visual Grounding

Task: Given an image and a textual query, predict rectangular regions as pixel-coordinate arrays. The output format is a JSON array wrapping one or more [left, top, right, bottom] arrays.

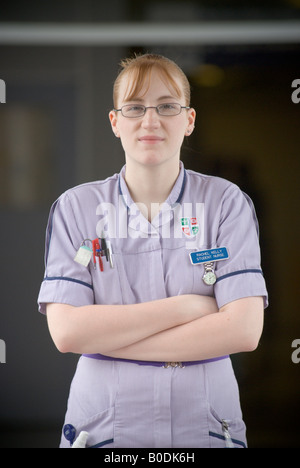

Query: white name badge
[[190, 247, 229, 266]]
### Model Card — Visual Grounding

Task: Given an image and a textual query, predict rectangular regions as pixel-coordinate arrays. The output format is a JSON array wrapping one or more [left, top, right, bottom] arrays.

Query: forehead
[[118, 68, 183, 104]]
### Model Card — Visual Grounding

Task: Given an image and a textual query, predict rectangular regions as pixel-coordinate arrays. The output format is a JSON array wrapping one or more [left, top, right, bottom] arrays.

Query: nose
[[141, 107, 161, 129]]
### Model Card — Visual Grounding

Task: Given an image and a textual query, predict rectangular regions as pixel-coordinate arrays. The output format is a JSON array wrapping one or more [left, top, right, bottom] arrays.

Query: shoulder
[[185, 168, 242, 198], [184, 168, 256, 220], [56, 172, 119, 207]]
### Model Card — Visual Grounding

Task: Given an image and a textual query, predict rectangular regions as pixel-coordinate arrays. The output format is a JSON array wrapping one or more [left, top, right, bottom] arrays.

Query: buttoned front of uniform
[[113, 164, 194, 305]]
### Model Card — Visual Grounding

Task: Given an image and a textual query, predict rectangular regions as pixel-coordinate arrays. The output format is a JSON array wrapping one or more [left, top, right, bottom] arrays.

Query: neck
[[124, 161, 181, 221]]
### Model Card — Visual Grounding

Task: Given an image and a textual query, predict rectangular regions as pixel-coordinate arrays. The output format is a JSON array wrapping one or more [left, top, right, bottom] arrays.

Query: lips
[[138, 135, 164, 143]]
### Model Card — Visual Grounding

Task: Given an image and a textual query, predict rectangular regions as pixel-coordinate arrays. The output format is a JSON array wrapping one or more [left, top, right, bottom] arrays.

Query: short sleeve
[[214, 185, 268, 309], [37, 194, 94, 314]]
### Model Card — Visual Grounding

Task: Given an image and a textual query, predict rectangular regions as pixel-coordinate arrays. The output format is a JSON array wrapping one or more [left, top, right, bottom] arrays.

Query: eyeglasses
[[114, 103, 190, 118]]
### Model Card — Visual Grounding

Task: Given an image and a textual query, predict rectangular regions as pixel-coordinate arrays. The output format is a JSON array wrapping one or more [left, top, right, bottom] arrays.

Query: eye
[[123, 105, 145, 116], [157, 103, 181, 115], [159, 103, 177, 110], [128, 105, 144, 111]]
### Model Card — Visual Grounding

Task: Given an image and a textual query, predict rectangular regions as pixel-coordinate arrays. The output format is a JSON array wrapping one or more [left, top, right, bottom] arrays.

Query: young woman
[[38, 53, 268, 448]]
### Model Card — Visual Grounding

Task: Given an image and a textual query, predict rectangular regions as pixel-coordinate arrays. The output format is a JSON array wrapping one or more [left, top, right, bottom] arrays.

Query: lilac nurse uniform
[[38, 163, 268, 448]]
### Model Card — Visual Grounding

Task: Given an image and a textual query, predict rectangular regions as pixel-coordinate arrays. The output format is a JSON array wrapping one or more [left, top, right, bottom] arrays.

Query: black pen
[[101, 237, 109, 261]]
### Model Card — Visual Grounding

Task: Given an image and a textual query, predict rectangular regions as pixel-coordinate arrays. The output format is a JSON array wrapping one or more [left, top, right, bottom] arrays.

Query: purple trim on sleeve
[[216, 269, 263, 283], [44, 276, 94, 290]]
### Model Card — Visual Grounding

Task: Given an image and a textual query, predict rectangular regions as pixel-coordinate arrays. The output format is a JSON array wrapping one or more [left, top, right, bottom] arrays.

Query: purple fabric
[[82, 353, 229, 367]]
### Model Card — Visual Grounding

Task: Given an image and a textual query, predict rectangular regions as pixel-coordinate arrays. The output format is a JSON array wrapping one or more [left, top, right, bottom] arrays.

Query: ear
[[109, 110, 120, 138], [185, 108, 196, 136]]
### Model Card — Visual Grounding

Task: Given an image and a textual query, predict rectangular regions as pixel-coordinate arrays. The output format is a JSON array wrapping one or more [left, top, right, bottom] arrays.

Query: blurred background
[[0, 0, 299, 448]]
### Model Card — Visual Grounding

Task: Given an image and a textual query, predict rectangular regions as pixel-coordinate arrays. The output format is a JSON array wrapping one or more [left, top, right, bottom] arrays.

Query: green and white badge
[[181, 217, 199, 238]]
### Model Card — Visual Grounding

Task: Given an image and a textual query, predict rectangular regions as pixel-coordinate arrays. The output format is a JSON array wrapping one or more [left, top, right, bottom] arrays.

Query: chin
[[134, 153, 167, 167]]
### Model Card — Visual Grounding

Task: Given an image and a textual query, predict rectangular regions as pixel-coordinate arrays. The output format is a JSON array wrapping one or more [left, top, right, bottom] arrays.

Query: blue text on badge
[[190, 247, 229, 265]]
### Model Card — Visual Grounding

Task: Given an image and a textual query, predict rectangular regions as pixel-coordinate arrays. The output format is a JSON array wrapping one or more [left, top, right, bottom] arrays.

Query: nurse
[[38, 53, 268, 448]]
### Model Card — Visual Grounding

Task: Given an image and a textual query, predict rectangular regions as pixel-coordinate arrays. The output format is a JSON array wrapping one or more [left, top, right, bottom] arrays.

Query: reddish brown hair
[[113, 53, 191, 108]]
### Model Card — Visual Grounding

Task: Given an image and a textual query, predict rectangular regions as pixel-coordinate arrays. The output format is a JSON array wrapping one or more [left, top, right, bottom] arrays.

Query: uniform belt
[[82, 353, 229, 367]]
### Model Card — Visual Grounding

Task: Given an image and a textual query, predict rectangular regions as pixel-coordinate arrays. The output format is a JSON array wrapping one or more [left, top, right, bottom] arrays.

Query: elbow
[[243, 314, 264, 353], [241, 327, 263, 353], [46, 303, 79, 354], [50, 328, 75, 354], [222, 297, 264, 354], [242, 335, 260, 353], [54, 336, 73, 354]]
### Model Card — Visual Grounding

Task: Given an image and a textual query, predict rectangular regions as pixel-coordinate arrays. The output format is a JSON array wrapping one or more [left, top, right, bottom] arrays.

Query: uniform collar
[[118, 161, 186, 210], [118, 162, 186, 233]]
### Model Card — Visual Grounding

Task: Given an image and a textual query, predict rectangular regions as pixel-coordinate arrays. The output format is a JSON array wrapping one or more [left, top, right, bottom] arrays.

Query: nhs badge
[[190, 247, 229, 265], [181, 217, 199, 238]]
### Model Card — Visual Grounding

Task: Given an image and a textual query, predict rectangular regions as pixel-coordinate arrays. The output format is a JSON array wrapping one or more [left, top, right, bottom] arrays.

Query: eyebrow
[[124, 95, 179, 104], [157, 95, 179, 101]]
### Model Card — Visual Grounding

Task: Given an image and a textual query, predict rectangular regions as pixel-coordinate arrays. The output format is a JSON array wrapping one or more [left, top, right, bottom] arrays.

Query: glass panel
[[0, 104, 54, 209]]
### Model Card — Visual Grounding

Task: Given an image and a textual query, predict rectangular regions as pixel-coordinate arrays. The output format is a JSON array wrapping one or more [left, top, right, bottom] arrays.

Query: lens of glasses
[[121, 105, 146, 118], [157, 103, 182, 116], [121, 103, 183, 118]]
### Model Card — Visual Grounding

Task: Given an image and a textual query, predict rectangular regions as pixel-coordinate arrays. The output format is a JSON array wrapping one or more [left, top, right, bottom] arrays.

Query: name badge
[[189, 247, 229, 265]]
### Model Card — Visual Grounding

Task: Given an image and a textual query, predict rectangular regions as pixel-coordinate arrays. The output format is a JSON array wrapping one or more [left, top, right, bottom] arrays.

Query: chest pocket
[[114, 248, 169, 304], [90, 256, 124, 305]]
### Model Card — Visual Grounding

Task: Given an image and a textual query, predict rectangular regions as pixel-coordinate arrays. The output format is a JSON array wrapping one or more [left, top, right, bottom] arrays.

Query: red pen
[[92, 239, 104, 271]]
